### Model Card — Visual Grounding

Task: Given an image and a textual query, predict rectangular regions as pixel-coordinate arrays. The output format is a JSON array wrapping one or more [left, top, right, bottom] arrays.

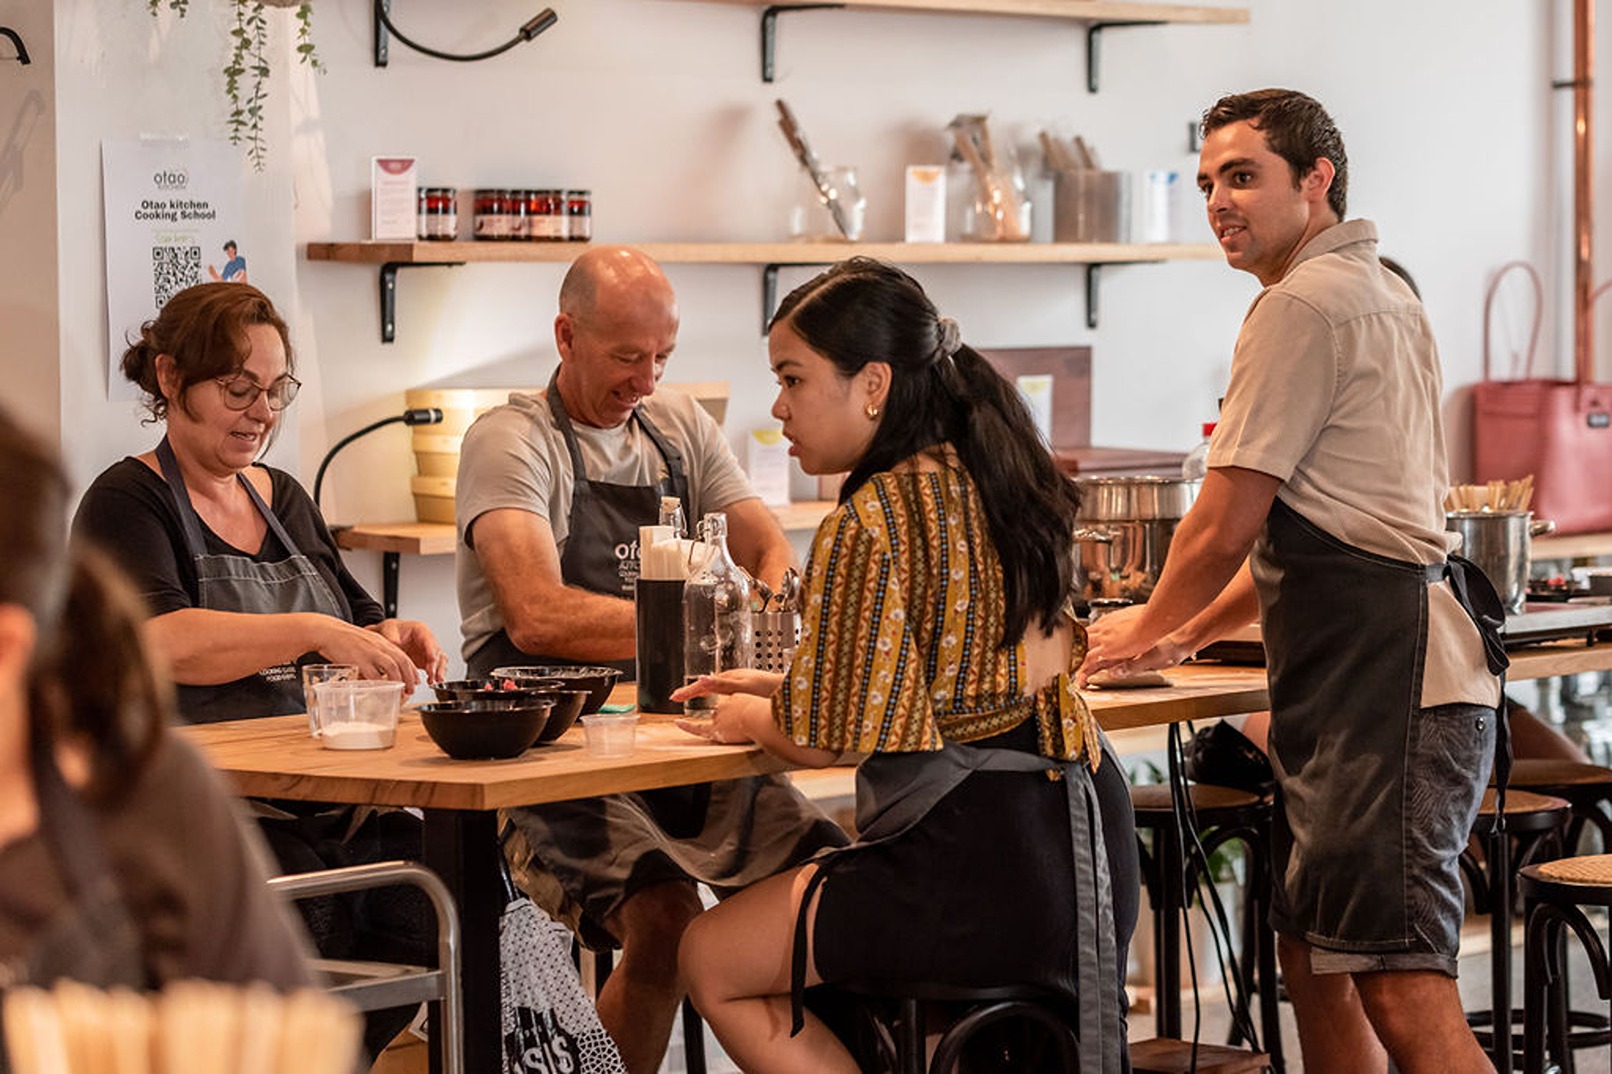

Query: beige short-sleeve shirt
[[1207, 220, 1498, 709]]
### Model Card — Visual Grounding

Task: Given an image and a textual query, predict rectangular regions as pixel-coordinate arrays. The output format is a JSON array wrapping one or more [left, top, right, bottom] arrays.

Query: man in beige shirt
[[1081, 90, 1504, 1074]]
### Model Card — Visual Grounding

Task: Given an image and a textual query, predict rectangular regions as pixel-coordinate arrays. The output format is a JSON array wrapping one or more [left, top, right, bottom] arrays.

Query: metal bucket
[[1074, 476, 1200, 607], [1444, 511, 1556, 615]]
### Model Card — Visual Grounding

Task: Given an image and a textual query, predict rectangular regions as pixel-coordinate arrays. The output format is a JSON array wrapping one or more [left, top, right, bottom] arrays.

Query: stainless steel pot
[[1074, 476, 1200, 606], [1445, 511, 1556, 615]]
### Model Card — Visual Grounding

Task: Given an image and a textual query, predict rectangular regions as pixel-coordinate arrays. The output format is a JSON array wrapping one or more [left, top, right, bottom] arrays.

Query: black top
[[73, 457, 382, 627]]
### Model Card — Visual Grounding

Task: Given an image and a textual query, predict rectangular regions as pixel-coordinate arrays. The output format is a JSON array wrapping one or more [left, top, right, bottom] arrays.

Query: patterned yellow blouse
[[772, 448, 1102, 768]]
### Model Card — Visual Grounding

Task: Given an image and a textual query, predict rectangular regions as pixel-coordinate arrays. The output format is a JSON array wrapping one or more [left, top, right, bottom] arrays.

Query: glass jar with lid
[[417, 187, 458, 241]]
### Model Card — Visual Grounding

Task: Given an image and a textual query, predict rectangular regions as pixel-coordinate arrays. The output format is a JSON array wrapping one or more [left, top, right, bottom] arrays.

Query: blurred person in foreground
[[671, 258, 1137, 1073], [0, 406, 313, 993], [1079, 89, 1506, 1074], [455, 245, 845, 1073], [71, 281, 448, 1058]]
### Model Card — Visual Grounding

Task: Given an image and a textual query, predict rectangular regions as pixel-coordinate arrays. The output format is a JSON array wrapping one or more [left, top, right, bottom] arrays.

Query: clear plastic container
[[1182, 421, 1217, 480], [681, 512, 753, 713]]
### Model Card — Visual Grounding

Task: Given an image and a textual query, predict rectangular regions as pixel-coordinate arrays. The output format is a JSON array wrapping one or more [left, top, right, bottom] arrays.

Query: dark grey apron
[[0, 739, 147, 1071], [1251, 497, 1508, 954], [467, 373, 691, 679], [155, 438, 346, 723], [789, 736, 1124, 1073]]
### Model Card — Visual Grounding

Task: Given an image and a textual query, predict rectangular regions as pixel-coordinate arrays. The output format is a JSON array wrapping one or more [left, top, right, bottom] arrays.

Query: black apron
[[0, 739, 146, 1069], [155, 439, 346, 723], [467, 374, 691, 679], [1251, 497, 1508, 953]]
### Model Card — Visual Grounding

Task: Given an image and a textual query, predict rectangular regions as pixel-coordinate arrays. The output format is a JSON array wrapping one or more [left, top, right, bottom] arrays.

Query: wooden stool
[[1130, 782, 1283, 1074], [1129, 1036, 1270, 1073], [1520, 854, 1612, 1074], [838, 981, 1080, 1074], [1460, 788, 1571, 1074], [1506, 758, 1612, 854]]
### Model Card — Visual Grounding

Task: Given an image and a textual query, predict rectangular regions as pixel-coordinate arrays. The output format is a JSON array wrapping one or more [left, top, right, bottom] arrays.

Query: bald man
[[455, 246, 846, 1073]]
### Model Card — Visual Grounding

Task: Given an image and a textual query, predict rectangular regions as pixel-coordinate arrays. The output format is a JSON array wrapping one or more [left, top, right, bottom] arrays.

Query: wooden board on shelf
[[693, 0, 1248, 24], [307, 240, 1222, 267]]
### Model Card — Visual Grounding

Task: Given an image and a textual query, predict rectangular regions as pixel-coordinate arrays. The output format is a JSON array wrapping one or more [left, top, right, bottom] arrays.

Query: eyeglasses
[[215, 373, 301, 412]]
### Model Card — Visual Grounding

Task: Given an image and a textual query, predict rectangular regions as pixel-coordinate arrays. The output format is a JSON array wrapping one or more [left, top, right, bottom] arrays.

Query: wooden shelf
[[307, 240, 1220, 267], [1532, 531, 1612, 562], [683, 0, 1249, 86], [307, 240, 1222, 341]]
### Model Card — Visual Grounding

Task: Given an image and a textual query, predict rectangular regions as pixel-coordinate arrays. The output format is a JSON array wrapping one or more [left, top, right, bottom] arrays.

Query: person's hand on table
[[372, 618, 450, 683], [312, 618, 420, 684], [1077, 605, 1192, 688], [671, 672, 782, 744]]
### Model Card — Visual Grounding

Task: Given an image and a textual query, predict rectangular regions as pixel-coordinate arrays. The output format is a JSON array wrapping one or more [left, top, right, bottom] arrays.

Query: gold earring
[[865, 403, 881, 420]]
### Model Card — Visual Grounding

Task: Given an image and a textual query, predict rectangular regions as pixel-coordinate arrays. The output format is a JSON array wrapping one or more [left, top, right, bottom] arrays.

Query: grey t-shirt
[[455, 386, 756, 660]]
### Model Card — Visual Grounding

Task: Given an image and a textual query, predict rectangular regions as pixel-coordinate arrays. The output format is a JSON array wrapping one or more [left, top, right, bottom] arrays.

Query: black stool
[[1520, 854, 1612, 1074], [837, 981, 1080, 1074], [1506, 758, 1612, 855], [1129, 782, 1283, 1074], [1460, 788, 1571, 1073]]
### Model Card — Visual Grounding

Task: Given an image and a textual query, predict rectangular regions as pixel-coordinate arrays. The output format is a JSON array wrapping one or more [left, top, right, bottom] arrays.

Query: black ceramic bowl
[[492, 665, 623, 715], [528, 687, 590, 744], [418, 698, 554, 760], [432, 678, 553, 704]]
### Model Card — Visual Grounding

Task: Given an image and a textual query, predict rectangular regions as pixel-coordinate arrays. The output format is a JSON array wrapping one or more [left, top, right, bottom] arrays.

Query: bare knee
[[678, 909, 725, 1009], [609, 881, 704, 983]]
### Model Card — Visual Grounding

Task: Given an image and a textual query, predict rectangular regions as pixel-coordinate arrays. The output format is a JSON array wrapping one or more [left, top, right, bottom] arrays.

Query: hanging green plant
[[147, 0, 323, 171]]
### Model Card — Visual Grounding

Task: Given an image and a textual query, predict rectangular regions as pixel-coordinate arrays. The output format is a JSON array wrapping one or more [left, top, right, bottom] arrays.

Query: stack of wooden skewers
[[3, 980, 360, 1074], [1443, 476, 1535, 513]]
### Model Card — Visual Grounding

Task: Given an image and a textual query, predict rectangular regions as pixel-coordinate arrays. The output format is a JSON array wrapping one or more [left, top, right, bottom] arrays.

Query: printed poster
[[101, 137, 246, 400]]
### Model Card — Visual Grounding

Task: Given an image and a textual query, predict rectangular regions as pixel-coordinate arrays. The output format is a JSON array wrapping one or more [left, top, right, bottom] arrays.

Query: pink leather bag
[[1472, 261, 1612, 535]]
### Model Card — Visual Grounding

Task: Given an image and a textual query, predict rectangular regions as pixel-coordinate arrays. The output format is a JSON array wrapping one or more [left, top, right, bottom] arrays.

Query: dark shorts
[[1269, 701, 1496, 976]]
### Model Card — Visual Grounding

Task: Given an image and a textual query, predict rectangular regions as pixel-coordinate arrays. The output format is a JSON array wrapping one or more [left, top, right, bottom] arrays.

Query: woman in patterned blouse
[[673, 258, 1136, 1073]]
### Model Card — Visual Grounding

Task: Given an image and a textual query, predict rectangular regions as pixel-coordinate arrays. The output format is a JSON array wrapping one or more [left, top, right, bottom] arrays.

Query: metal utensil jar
[[1073, 476, 1200, 607], [1445, 511, 1556, 615]]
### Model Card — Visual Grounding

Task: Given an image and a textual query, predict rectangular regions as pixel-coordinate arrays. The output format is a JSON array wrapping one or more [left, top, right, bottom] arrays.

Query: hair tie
[[936, 316, 961, 362]]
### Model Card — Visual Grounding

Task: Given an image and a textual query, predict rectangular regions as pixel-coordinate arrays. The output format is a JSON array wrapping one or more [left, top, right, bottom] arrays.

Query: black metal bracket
[[1086, 264, 1103, 329], [375, 0, 392, 66], [761, 4, 844, 83], [0, 26, 29, 65], [379, 261, 463, 343], [1086, 21, 1160, 93], [762, 262, 823, 333], [381, 551, 401, 619]]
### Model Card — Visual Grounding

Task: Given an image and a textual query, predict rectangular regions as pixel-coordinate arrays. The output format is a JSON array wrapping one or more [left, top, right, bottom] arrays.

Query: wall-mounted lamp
[[314, 407, 444, 512], [1, 27, 31, 66], [374, 2, 557, 67]]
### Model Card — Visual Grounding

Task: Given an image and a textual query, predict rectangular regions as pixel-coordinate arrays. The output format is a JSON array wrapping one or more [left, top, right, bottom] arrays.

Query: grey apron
[[1251, 497, 1508, 958], [790, 736, 1125, 1073], [0, 739, 147, 1072], [155, 438, 346, 723], [495, 383, 845, 947], [467, 373, 691, 680]]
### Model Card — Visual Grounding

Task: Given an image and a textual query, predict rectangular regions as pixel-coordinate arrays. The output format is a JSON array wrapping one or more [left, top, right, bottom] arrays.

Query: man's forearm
[[504, 587, 637, 662]]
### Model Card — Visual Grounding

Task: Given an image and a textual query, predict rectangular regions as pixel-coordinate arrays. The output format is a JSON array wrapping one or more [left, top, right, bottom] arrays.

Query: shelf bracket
[[762, 262, 824, 333], [1085, 264, 1102, 330], [379, 261, 463, 343], [761, 4, 844, 83], [1086, 20, 1160, 94], [374, 0, 392, 67]]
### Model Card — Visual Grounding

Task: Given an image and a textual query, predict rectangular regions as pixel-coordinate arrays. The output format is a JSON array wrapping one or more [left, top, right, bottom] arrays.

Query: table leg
[[424, 809, 504, 1074]]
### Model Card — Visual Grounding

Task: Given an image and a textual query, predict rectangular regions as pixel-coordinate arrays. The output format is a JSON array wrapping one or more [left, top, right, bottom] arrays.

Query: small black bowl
[[418, 698, 554, 760], [527, 687, 590, 744], [432, 678, 551, 703], [492, 665, 623, 715]]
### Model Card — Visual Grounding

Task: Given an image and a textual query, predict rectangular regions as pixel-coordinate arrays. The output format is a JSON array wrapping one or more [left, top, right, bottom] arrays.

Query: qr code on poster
[[152, 245, 202, 309]]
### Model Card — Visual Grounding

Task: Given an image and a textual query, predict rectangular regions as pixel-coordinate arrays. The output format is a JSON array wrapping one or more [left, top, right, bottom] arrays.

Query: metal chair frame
[[268, 860, 463, 1074]]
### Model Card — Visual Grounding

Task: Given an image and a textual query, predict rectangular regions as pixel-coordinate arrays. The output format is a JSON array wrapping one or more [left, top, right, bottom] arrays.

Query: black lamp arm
[[0, 27, 29, 65], [375, 2, 557, 64], [313, 407, 443, 512]]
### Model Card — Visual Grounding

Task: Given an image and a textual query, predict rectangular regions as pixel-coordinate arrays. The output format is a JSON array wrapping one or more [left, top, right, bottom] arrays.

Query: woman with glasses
[[72, 282, 446, 723], [72, 282, 443, 1059]]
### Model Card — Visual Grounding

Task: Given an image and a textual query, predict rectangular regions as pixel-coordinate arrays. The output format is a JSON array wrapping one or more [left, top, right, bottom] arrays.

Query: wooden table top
[[181, 642, 1612, 812]]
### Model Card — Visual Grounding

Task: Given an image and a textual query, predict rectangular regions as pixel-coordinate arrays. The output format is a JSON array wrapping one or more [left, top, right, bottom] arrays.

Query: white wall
[[18, 0, 1611, 676]]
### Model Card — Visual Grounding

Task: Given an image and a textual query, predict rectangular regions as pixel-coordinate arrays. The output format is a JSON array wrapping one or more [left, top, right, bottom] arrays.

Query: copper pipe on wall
[[1572, 0, 1595, 380]]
